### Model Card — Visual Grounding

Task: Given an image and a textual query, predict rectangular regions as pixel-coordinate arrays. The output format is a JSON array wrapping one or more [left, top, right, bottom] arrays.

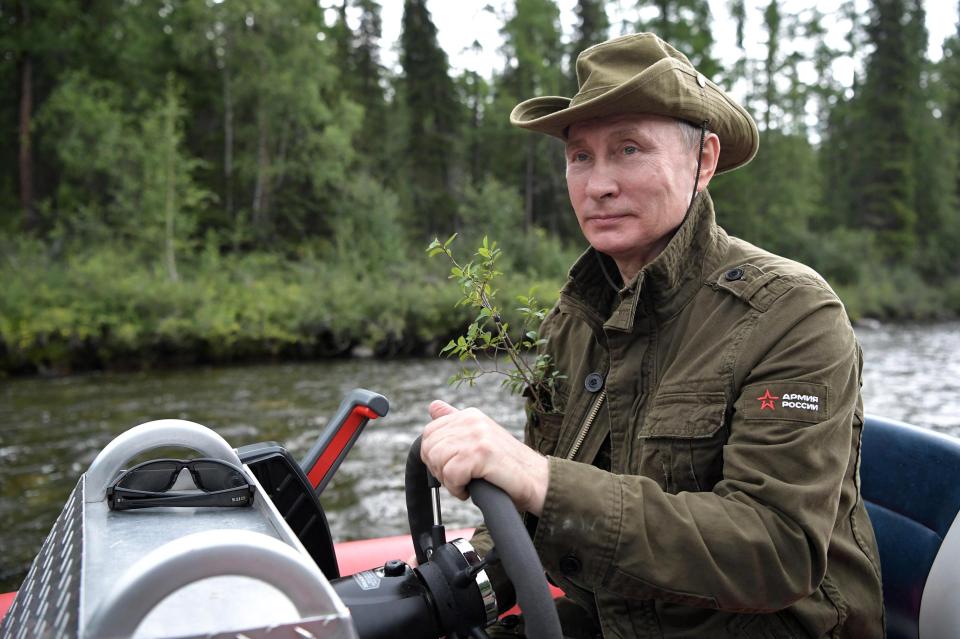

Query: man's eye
[[571, 152, 589, 163], [623, 145, 639, 155]]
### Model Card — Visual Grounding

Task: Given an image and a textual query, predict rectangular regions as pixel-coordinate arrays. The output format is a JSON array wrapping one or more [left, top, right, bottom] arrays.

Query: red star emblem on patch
[[757, 389, 779, 411]]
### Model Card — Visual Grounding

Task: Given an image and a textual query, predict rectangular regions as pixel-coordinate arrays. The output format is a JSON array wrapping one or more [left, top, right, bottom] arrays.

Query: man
[[420, 33, 884, 638]]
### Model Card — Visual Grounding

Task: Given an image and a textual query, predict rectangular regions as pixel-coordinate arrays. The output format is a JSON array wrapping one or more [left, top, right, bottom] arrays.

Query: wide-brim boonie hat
[[510, 33, 759, 173]]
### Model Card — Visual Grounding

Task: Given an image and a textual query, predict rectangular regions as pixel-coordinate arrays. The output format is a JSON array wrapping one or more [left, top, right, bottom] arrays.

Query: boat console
[[6, 391, 957, 639], [0, 389, 561, 639]]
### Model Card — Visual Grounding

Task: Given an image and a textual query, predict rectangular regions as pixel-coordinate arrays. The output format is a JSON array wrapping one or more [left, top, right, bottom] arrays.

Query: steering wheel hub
[[450, 538, 498, 626]]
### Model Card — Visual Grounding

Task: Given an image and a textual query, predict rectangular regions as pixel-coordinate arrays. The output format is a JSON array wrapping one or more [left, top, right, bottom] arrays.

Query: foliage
[[399, 0, 461, 237], [499, 0, 569, 232], [2, 0, 960, 376], [569, 0, 610, 91], [838, 0, 923, 261], [0, 234, 565, 375], [634, 0, 719, 79], [427, 235, 564, 414]]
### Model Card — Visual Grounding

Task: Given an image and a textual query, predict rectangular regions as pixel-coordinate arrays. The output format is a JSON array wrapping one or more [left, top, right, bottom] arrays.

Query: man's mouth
[[587, 212, 631, 222]]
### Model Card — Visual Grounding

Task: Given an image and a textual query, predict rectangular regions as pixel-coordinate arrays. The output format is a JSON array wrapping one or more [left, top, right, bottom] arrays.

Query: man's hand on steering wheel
[[420, 400, 550, 516]]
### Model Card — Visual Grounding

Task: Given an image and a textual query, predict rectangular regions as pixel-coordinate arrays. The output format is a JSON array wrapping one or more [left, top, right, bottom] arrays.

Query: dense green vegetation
[[2, 0, 960, 375]]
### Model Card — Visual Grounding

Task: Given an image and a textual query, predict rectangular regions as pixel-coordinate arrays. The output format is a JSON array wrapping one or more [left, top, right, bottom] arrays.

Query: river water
[[1, 321, 958, 591]]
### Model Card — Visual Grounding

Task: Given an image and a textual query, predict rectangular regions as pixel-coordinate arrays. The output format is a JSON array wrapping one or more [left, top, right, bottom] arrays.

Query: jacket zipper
[[565, 389, 606, 460]]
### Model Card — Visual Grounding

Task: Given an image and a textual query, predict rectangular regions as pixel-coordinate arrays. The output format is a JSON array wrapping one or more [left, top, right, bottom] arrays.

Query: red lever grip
[[306, 405, 380, 490]]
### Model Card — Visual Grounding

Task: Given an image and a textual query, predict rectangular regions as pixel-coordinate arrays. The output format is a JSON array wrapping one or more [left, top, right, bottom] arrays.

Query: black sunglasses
[[107, 458, 255, 511]]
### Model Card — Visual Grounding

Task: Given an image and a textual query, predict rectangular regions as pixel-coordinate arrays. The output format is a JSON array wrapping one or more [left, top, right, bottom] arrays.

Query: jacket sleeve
[[530, 282, 860, 612]]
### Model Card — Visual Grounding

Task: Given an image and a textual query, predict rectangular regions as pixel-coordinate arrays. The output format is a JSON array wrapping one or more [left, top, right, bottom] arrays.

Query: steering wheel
[[405, 436, 562, 639]]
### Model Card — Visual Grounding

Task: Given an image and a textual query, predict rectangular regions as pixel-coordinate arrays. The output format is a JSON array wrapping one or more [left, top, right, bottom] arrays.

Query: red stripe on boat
[[0, 592, 15, 621]]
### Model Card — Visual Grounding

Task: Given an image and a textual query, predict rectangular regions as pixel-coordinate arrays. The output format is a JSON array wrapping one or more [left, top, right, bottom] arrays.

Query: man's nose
[[584, 166, 619, 200]]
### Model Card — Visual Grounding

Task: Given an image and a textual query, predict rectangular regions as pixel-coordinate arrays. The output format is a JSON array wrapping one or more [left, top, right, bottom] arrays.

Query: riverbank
[[0, 244, 568, 376], [3, 243, 959, 377]]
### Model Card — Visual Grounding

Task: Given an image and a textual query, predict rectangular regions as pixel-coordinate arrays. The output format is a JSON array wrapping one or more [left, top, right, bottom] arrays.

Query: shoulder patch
[[737, 382, 829, 423]]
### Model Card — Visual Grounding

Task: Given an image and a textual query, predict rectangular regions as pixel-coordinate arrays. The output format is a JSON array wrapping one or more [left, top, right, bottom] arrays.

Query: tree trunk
[[164, 91, 179, 283], [655, 0, 670, 32], [251, 103, 271, 240], [524, 136, 535, 231], [763, 0, 780, 132], [18, 1, 36, 231], [221, 33, 234, 220]]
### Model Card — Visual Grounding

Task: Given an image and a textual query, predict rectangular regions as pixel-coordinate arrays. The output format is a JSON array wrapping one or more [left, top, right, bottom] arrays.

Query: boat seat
[[860, 415, 960, 639]]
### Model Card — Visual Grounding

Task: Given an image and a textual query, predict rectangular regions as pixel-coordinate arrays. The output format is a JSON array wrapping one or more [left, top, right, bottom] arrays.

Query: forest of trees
[[2, 0, 960, 375]]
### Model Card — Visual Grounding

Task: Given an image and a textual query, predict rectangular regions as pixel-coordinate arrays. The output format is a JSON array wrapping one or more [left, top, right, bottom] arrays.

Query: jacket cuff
[[533, 457, 622, 588]]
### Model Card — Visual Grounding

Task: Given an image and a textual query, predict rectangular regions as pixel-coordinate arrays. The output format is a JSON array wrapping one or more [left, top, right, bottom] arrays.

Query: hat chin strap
[[688, 120, 708, 209]]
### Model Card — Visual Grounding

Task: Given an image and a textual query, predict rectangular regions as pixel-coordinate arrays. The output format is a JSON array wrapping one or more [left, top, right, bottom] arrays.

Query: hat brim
[[510, 58, 759, 174]]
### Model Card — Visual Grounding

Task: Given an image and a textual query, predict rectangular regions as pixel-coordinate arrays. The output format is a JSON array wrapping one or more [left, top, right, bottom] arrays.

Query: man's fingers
[[428, 399, 459, 420], [438, 454, 474, 501], [422, 435, 475, 501]]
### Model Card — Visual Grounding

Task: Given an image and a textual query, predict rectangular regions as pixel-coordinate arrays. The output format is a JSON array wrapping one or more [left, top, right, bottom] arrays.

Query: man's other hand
[[420, 400, 549, 516]]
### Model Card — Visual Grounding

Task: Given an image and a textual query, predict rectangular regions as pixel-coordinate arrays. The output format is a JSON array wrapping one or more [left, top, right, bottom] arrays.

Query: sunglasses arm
[[109, 486, 254, 511]]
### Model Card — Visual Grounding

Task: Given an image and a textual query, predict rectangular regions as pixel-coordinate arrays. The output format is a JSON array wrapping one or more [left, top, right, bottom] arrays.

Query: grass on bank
[[2, 235, 959, 376], [0, 237, 572, 375]]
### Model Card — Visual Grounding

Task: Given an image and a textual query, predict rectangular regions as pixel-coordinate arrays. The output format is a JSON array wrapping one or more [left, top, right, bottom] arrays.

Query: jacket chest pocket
[[525, 404, 565, 456], [634, 392, 728, 494]]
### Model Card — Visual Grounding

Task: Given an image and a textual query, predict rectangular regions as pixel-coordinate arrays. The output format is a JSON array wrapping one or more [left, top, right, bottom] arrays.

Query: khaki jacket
[[474, 192, 884, 638]]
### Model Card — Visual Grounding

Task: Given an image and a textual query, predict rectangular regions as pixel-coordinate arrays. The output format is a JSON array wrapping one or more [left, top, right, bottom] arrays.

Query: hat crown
[[573, 33, 693, 106], [510, 32, 760, 174]]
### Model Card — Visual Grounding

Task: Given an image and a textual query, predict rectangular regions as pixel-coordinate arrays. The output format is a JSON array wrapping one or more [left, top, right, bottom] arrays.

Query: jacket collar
[[560, 190, 727, 332]]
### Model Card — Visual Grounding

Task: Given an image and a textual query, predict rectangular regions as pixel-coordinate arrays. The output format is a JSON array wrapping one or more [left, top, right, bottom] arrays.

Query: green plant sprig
[[427, 234, 564, 414]]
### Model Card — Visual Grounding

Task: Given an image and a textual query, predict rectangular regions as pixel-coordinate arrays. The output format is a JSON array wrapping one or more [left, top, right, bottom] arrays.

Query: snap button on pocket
[[584, 372, 604, 393], [725, 267, 744, 281], [559, 554, 582, 575]]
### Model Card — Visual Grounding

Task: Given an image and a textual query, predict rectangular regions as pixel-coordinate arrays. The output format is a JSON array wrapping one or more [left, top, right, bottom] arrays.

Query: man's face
[[565, 113, 699, 277]]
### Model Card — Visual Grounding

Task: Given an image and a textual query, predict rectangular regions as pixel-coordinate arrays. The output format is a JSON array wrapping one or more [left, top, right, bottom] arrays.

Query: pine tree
[[500, 0, 567, 232], [400, 0, 461, 237], [855, 0, 923, 260], [710, 0, 821, 266], [569, 0, 610, 92], [933, 19, 960, 279], [2, 0, 126, 234], [351, 0, 388, 161], [634, 0, 719, 79], [760, 0, 781, 132], [457, 69, 490, 187], [910, 0, 959, 279]]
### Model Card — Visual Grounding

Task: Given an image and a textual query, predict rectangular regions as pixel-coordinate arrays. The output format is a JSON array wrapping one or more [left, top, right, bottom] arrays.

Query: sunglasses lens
[[191, 460, 248, 492], [118, 461, 181, 492]]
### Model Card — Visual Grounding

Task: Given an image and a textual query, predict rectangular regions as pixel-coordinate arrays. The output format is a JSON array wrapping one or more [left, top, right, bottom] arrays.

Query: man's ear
[[696, 132, 721, 192]]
